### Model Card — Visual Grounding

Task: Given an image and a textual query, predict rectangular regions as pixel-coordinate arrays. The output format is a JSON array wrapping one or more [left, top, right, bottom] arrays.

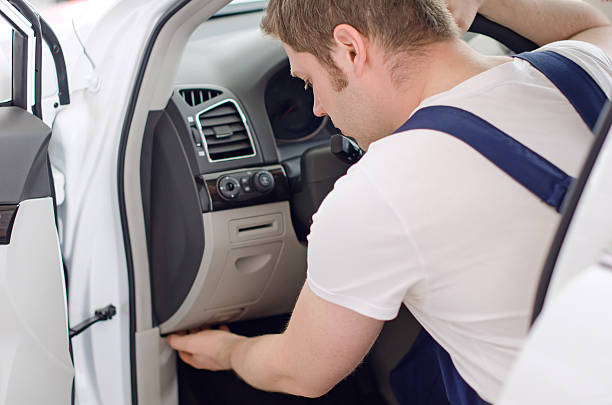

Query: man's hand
[[166, 326, 246, 371], [165, 283, 384, 398], [446, 0, 484, 33]]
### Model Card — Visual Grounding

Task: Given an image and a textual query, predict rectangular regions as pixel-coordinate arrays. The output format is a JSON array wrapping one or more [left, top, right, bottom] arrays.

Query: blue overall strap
[[396, 106, 573, 212], [390, 329, 491, 405], [389, 50, 605, 405], [515, 50, 609, 130], [432, 333, 491, 405]]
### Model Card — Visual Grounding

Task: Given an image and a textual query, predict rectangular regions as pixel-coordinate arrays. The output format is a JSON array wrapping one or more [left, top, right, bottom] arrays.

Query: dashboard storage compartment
[[209, 241, 282, 308], [159, 202, 306, 334]]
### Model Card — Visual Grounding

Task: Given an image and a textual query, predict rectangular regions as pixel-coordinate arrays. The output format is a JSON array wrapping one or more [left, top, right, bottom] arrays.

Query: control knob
[[252, 171, 275, 193], [217, 176, 241, 200]]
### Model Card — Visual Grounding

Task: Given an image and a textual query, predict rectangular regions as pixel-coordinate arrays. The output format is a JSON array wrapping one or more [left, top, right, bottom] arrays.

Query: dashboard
[[174, 10, 336, 165], [143, 8, 345, 333]]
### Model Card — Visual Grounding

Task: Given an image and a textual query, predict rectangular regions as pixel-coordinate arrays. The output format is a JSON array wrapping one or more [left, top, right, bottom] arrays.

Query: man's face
[[284, 44, 386, 149]]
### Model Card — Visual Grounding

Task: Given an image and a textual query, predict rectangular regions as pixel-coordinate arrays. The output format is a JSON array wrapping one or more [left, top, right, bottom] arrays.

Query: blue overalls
[[388, 50, 609, 405]]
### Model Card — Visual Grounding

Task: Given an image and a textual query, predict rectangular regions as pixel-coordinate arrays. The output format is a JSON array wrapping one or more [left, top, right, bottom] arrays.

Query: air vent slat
[[204, 133, 248, 145], [201, 105, 237, 118], [207, 142, 253, 155], [179, 88, 222, 107], [197, 100, 255, 161], [200, 114, 242, 127], [201, 123, 244, 135]]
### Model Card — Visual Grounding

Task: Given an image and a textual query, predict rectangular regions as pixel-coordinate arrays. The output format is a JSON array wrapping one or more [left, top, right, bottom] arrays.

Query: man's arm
[[570, 25, 612, 58], [166, 283, 384, 398], [477, 0, 612, 56]]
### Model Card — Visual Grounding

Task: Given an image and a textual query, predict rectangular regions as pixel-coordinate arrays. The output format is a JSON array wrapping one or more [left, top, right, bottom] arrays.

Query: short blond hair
[[261, 0, 458, 71]]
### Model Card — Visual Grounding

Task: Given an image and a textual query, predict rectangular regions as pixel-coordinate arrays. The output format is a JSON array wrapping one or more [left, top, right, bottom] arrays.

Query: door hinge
[[69, 304, 116, 338]]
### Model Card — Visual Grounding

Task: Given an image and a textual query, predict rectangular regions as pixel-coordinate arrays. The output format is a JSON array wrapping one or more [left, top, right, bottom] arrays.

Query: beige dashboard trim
[[159, 201, 306, 334]]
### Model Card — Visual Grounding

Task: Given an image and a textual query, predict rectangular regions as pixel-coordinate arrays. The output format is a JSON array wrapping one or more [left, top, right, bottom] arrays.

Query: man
[[167, 0, 612, 403]]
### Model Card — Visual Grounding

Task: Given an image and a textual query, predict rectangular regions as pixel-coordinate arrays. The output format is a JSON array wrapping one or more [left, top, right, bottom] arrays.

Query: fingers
[[166, 324, 233, 354], [177, 350, 196, 367], [166, 333, 193, 352], [445, 0, 482, 34]]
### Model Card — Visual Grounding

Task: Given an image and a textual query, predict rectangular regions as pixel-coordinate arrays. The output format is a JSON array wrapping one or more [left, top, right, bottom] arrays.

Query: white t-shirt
[[306, 41, 612, 403]]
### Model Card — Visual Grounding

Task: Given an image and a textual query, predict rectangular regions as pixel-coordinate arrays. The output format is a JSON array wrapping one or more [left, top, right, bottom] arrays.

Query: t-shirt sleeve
[[539, 40, 612, 98], [306, 164, 425, 321]]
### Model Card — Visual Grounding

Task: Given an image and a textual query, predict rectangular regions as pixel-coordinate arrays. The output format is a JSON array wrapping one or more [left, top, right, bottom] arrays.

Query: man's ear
[[332, 24, 368, 77]]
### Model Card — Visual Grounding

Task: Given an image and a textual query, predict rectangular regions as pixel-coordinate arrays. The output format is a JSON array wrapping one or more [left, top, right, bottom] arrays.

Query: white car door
[[0, 1, 73, 404], [498, 101, 612, 404]]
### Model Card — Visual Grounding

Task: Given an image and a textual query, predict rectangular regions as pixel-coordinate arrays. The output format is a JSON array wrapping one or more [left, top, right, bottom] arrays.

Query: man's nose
[[312, 93, 326, 117]]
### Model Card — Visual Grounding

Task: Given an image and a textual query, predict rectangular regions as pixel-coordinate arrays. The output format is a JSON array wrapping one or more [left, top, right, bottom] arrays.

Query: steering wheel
[[469, 14, 538, 54]]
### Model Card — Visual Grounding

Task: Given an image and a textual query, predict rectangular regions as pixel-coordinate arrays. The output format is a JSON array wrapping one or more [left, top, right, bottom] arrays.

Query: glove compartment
[[159, 201, 306, 334]]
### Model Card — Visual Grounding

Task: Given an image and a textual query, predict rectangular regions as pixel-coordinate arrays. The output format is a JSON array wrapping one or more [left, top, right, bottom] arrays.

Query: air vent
[[198, 101, 255, 161], [179, 88, 222, 107]]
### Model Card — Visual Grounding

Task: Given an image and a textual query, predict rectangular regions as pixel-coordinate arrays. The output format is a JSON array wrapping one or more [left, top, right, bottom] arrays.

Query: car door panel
[[0, 198, 72, 405], [0, 107, 53, 204], [0, 1, 73, 404], [0, 108, 73, 405]]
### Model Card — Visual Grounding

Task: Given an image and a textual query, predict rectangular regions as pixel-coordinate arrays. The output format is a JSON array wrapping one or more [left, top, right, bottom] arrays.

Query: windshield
[[217, 0, 267, 16], [231, 0, 267, 3]]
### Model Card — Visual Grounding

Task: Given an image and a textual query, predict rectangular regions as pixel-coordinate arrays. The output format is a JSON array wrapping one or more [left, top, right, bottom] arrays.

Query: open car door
[[0, 1, 73, 404], [497, 102, 612, 404]]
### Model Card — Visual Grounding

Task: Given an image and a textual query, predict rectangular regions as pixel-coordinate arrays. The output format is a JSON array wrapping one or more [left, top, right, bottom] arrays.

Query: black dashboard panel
[[174, 10, 338, 174], [141, 110, 205, 325], [265, 65, 327, 143], [170, 87, 265, 174], [175, 22, 285, 169], [202, 166, 290, 211], [165, 8, 348, 238]]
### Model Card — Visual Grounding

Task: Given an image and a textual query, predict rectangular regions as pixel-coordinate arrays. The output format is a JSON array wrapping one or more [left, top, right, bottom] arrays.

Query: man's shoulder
[[539, 39, 612, 65], [537, 40, 612, 96]]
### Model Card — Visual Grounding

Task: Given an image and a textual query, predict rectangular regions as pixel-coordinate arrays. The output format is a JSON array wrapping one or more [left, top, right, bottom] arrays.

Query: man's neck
[[385, 39, 511, 134], [419, 39, 511, 101]]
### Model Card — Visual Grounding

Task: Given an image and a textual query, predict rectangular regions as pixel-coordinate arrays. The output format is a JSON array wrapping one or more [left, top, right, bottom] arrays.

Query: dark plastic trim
[[11, 28, 28, 109], [0, 9, 27, 107], [469, 14, 538, 54], [0, 107, 53, 204], [116, 1, 190, 404], [0, 205, 18, 245], [40, 17, 70, 106], [8, 0, 43, 118], [143, 109, 205, 325], [0, 5, 70, 108], [531, 100, 612, 324]]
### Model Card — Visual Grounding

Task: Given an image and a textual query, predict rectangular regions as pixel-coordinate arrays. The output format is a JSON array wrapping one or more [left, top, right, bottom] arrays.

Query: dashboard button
[[253, 171, 275, 193], [240, 176, 252, 192], [218, 176, 241, 200], [190, 127, 203, 147]]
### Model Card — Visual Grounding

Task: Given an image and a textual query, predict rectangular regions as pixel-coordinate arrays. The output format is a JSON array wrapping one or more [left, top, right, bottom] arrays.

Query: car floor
[[177, 315, 389, 405]]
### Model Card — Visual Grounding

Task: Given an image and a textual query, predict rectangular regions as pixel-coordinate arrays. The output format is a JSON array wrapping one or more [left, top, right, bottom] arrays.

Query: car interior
[[141, 7, 402, 403], [114, 1, 594, 404]]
